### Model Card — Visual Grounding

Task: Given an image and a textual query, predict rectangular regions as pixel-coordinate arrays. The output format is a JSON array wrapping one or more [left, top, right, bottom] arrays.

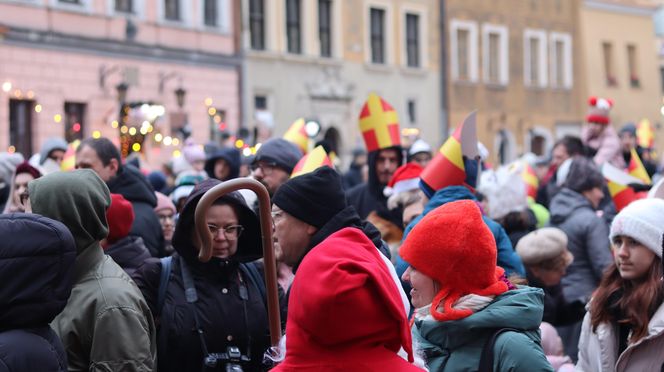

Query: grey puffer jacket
[[548, 188, 613, 304]]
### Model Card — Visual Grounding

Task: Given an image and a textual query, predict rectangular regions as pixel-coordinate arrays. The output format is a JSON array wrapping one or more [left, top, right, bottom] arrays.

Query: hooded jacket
[[412, 287, 552, 371], [577, 299, 664, 372], [132, 179, 283, 372], [548, 188, 612, 303], [0, 213, 76, 372], [345, 147, 403, 227], [204, 147, 241, 181], [581, 124, 625, 168], [273, 227, 420, 372], [397, 186, 526, 282], [29, 169, 157, 371], [105, 236, 152, 277], [107, 164, 164, 257]]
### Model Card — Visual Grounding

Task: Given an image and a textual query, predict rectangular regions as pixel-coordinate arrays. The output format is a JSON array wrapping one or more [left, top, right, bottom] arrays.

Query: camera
[[203, 346, 251, 372]]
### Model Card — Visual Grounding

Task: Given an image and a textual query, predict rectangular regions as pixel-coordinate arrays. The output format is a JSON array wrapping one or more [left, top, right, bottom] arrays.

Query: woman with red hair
[[400, 199, 552, 371], [576, 199, 664, 371]]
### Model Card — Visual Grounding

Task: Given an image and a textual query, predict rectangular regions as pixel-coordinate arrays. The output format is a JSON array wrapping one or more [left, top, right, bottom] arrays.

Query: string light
[[154, 133, 163, 142], [132, 143, 141, 152], [140, 127, 148, 135], [163, 136, 172, 146], [26, 91, 34, 99], [128, 127, 137, 136], [53, 114, 62, 123], [13, 90, 22, 98], [172, 150, 181, 157], [1, 82, 11, 93], [204, 98, 213, 106], [172, 138, 180, 146], [208, 107, 216, 116], [92, 130, 101, 139], [111, 120, 119, 128], [235, 139, 244, 148], [120, 125, 128, 134], [34, 104, 42, 113], [242, 147, 252, 156]]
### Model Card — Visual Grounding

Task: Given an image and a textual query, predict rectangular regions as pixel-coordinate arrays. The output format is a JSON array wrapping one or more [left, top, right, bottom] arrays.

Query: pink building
[[0, 0, 239, 167]]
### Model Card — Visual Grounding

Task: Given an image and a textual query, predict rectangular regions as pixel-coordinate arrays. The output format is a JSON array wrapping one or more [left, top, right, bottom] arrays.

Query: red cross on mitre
[[358, 93, 401, 152]]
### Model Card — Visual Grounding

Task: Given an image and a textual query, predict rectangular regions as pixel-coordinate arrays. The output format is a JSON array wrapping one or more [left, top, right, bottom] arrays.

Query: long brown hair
[[590, 260, 664, 343]]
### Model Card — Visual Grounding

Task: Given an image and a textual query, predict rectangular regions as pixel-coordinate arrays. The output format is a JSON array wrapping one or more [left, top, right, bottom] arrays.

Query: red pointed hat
[[358, 93, 401, 152], [420, 111, 478, 193], [400, 200, 508, 322]]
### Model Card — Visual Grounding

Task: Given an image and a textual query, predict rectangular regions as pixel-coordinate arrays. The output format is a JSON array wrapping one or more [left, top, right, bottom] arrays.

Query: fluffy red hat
[[105, 193, 134, 245], [586, 96, 613, 125], [383, 162, 423, 197], [400, 200, 508, 322]]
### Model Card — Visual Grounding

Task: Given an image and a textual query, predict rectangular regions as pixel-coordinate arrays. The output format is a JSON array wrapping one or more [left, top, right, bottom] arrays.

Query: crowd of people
[[1, 94, 664, 371]]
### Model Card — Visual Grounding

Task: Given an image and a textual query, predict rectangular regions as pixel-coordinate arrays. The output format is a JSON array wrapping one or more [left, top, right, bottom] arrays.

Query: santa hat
[[384, 163, 424, 197], [586, 96, 613, 125], [400, 200, 508, 322], [105, 193, 134, 246]]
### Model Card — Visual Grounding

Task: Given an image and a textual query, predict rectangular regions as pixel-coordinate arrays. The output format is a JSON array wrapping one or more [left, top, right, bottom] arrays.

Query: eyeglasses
[[207, 224, 244, 240], [251, 161, 278, 176]]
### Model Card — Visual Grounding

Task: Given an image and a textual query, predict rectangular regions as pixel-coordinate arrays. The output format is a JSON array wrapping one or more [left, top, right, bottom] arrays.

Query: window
[[319, 0, 332, 57], [407, 99, 416, 124], [603, 42, 616, 86], [450, 20, 479, 82], [406, 13, 420, 67], [627, 44, 639, 88], [115, 0, 133, 13], [482, 24, 508, 85], [370, 8, 386, 64], [524, 29, 548, 87], [286, 0, 302, 54], [59, 0, 81, 3], [550, 32, 572, 89], [249, 0, 265, 50], [254, 95, 267, 110], [204, 0, 217, 26], [164, 0, 180, 21], [9, 99, 34, 157], [64, 102, 86, 143], [660, 66, 664, 93]]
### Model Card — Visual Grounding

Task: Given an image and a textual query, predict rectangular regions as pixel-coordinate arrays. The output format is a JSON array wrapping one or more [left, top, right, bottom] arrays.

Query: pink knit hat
[[154, 192, 176, 214]]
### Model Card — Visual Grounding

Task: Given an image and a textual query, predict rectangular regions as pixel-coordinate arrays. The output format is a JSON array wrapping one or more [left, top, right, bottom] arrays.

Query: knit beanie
[[563, 157, 604, 193], [0, 152, 24, 183], [105, 193, 134, 245], [254, 138, 303, 173], [620, 123, 637, 138], [182, 139, 206, 165], [272, 166, 346, 228], [586, 96, 613, 125], [147, 171, 167, 194], [400, 200, 508, 322], [609, 198, 664, 258], [14, 161, 42, 180], [516, 227, 573, 266], [154, 191, 176, 214]]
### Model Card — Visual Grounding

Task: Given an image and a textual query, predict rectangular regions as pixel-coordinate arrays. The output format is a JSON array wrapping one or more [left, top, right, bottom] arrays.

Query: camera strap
[[179, 256, 211, 358]]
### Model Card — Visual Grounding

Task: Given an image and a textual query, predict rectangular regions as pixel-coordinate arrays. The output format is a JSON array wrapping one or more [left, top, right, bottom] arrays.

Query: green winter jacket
[[412, 286, 553, 372], [29, 169, 157, 371]]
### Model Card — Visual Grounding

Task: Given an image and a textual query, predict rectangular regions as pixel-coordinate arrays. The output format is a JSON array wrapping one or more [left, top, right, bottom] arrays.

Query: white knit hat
[[609, 198, 664, 258]]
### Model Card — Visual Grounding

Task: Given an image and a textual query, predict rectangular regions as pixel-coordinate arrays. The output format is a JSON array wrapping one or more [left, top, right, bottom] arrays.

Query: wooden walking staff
[[194, 178, 282, 346]]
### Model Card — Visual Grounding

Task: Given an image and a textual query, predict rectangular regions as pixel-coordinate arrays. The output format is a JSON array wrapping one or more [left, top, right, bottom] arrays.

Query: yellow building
[[579, 0, 662, 150], [444, 0, 584, 164]]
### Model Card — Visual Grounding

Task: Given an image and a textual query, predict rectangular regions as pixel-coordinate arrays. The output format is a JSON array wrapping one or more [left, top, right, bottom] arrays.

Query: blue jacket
[[397, 186, 526, 286], [412, 287, 552, 371]]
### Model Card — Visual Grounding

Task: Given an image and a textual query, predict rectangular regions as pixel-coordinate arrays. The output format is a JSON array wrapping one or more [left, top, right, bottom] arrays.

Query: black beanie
[[272, 166, 346, 228], [564, 157, 605, 193], [254, 138, 303, 173]]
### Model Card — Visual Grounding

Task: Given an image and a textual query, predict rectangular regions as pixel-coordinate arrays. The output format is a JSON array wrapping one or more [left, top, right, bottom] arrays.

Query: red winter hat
[[586, 96, 613, 125], [14, 161, 41, 179], [383, 162, 423, 197], [105, 193, 134, 245], [400, 200, 508, 322], [276, 227, 419, 370]]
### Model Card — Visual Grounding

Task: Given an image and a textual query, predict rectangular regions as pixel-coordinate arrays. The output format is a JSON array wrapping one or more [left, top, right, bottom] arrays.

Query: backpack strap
[[239, 262, 267, 310], [157, 256, 173, 316], [478, 327, 520, 372]]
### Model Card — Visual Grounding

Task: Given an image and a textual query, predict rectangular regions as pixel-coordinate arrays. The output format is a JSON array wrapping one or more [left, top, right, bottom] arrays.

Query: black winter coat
[[0, 214, 77, 372], [107, 164, 164, 257], [105, 236, 152, 276], [526, 271, 586, 326], [133, 179, 285, 372]]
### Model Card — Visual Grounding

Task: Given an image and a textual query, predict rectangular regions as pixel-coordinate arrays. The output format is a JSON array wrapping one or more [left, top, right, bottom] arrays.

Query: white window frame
[[198, 0, 232, 33], [482, 23, 509, 85], [365, 1, 394, 65], [450, 19, 479, 83], [549, 32, 573, 89], [524, 29, 548, 88], [49, 0, 93, 13], [106, 0, 145, 19], [157, 0, 193, 27], [400, 4, 428, 69]]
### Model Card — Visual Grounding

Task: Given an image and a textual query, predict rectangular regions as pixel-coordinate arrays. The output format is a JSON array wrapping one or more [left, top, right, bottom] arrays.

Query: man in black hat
[[251, 138, 303, 197]]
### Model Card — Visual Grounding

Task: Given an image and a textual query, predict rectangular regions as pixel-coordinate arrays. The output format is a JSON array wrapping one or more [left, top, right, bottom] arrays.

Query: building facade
[[580, 0, 662, 151], [241, 0, 442, 162], [444, 0, 585, 165], [0, 0, 239, 165]]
